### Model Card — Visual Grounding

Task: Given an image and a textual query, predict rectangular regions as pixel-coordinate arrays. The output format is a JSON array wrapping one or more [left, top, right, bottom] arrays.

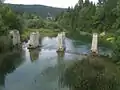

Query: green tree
[[27, 16, 45, 29], [56, 0, 119, 33], [112, 36, 120, 62], [0, 2, 24, 53]]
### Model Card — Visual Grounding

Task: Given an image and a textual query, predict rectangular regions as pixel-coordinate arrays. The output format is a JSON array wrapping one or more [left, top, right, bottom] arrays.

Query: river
[[0, 36, 112, 90]]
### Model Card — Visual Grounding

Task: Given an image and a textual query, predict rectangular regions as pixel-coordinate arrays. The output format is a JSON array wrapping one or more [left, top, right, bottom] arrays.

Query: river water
[[0, 36, 111, 90]]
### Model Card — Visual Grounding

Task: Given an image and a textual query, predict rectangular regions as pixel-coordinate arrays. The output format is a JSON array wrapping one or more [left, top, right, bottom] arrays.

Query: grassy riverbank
[[68, 31, 114, 48], [21, 28, 68, 41], [21, 28, 59, 41]]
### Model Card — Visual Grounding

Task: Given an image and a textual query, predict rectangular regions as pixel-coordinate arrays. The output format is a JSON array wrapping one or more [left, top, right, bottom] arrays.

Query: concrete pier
[[9, 30, 21, 46], [57, 32, 66, 52], [91, 33, 98, 55], [28, 32, 40, 49]]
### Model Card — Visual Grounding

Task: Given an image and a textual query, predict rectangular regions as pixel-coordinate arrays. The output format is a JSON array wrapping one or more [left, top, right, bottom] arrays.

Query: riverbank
[[61, 56, 120, 90], [0, 49, 22, 61], [21, 28, 62, 41], [69, 31, 114, 48]]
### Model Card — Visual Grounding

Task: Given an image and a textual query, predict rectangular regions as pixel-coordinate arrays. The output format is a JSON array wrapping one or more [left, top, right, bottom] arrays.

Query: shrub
[[0, 36, 12, 53], [112, 36, 120, 62], [27, 18, 45, 29], [61, 58, 120, 90]]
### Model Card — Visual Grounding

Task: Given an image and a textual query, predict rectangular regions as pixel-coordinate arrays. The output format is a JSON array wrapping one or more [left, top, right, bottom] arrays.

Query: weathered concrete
[[91, 33, 98, 54], [9, 30, 21, 46], [57, 32, 66, 52], [28, 32, 40, 49]]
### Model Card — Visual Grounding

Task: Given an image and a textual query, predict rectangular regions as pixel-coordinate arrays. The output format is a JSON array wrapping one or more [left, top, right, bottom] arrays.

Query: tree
[[27, 16, 45, 29], [112, 36, 120, 62], [56, 0, 120, 34], [0, 2, 24, 53], [112, 0, 120, 31]]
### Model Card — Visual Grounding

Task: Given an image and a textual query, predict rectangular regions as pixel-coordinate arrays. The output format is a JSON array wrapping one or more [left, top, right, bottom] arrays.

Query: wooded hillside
[[7, 4, 66, 18]]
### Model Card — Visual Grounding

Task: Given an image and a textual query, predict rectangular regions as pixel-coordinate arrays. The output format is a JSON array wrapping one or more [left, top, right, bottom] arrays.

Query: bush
[[0, 36, 12, 53], [61, 58, 120, 90], [27, 18, 45, 29], [112, 36, 120, 62], [44, 21, 62, 30], [0, 5, 24, 34]]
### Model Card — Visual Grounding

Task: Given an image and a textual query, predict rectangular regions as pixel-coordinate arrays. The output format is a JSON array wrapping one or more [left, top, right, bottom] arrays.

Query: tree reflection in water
[[39, 52, 65, 81], [29, 49, 40, 62], [57, 52, 65, 89], [60, 56, 120, 90], [33, 52, 66, 90], [0, 51, 24, 89]]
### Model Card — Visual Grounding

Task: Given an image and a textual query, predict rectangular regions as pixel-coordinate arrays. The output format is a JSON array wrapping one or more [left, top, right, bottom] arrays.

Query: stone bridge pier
[[57, 32, 66, 52], [28, 32, 40, 49], [9, 30, 21, 46], [91, 33, 98, 55]]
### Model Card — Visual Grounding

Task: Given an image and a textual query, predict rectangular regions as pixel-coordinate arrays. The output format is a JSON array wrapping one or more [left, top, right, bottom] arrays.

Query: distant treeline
[[6, 4, 66, 18]]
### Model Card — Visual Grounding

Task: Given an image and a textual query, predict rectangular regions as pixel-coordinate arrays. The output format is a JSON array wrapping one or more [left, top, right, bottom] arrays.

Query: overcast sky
[[5, 0, 98, 8]]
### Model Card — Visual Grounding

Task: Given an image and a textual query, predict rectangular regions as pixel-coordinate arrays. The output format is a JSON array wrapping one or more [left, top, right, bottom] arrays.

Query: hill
[[6, 4, 66, 18]]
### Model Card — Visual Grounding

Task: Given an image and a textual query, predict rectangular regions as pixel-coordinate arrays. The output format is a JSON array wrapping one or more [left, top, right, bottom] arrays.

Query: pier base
[[56, 48, 66, 53]]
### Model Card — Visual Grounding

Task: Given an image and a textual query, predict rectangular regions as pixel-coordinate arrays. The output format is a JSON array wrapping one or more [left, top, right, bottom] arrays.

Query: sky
[[4, 0, 98, 8]]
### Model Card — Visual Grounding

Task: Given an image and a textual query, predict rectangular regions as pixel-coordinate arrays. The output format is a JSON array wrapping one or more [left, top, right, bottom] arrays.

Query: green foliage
[[112, 36, 120, 62], [61, 58, 120, 90], [25, 14, 62, 30], [0, 3, 24, 53], [56, 0, 120, 61], [27, 18, 45, 29], [0, 36, 12, 53], [44, 21, 63, 30], [0, 4, 24, 34], [57, 0, 119, 34]]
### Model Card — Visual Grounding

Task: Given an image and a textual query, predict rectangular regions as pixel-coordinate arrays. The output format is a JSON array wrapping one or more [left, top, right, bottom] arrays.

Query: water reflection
[[0, 36, 112, 90], [57, 52, 65, 63], [0, 51, 24, 89], [57, 52, 66, 89], [29, 49, 41, 62], [30, 52, 66, 90], [42, 37, 57, 50]]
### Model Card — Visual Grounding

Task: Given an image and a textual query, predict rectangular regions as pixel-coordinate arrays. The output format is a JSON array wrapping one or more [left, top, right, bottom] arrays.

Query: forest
[[7, 4, 66, 18]]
